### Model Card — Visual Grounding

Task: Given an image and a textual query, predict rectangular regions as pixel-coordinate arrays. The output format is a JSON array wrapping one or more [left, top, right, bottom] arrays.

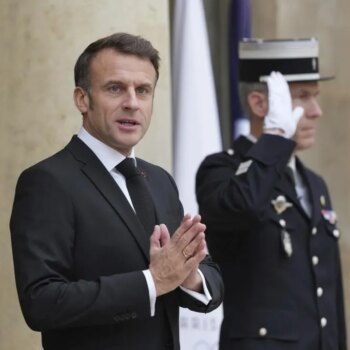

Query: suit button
[[131, 312, 137, 319], [311, 227, 317, 235], [333, 229, 340, 238], [321, 317, 327, 327], [317, 287, 323, 297], [259, 327, 267, 337], [312, 256, 319, 266]]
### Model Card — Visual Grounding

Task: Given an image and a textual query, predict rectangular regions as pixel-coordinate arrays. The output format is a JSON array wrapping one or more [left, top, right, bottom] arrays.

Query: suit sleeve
[[160, 169, 223, 313], [196, 134, 295, 230], [178, 255, 224, 313], [10, 167, 151, 331]]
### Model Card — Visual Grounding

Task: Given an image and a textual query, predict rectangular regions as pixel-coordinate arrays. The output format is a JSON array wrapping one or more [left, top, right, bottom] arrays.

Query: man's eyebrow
[[102, 80, 154, 88], [103, 80, 124, 86], [138, 82, 154, 88]]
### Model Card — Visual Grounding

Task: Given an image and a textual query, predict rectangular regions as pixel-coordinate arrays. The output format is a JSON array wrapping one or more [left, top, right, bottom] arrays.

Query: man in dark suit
[[10, 32, 223, 350], [196, 38, 347, 349]]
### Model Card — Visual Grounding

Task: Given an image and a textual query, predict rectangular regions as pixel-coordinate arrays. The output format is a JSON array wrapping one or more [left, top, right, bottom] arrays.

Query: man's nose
[[122, 89, 139, 110], [305, 98, 322, 119]]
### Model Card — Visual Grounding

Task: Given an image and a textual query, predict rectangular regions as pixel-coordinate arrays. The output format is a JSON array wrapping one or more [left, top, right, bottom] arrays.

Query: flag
[[229, 0, 251, 140], [172, 0, 223, 349], [172, 0, 222, 216]]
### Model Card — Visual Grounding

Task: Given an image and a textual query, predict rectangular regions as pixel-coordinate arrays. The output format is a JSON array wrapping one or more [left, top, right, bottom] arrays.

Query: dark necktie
[[117, 158, 157, 236]]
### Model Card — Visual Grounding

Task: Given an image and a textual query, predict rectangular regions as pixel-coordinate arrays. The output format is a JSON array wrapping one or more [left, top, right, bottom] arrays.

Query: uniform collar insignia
[[271, 195, 293, 214]]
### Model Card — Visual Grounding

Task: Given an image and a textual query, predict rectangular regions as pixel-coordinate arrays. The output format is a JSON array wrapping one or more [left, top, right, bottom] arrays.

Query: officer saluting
[[196, 38, 347, 350]]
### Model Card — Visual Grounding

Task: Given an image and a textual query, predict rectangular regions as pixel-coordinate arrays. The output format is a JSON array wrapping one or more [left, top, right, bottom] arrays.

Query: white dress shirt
[[77, 127, 211, 316]]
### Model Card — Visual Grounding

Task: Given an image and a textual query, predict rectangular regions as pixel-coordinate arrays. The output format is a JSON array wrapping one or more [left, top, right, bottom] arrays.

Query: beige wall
[[252, 0, 350, 339], [0, 1, 171, 349]]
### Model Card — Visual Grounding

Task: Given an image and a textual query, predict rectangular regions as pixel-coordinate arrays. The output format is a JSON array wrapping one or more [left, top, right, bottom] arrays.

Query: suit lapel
[[136, 161, 165, 226], [275, 175, 300, 206], [66, 136, 150, 260]]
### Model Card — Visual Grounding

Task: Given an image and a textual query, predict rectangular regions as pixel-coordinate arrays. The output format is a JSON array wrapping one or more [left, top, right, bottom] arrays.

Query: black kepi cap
[[239, 38, 333, 83]]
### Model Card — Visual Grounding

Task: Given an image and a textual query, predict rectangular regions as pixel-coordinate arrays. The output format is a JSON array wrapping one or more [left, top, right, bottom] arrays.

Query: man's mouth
[[118, 119, 139, 126]]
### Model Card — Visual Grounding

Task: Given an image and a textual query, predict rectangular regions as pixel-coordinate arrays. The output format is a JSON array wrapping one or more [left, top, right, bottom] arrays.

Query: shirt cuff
[[143, 268, 212, 317], [179, 269, 212, 305], [142, 269, 157, 316]]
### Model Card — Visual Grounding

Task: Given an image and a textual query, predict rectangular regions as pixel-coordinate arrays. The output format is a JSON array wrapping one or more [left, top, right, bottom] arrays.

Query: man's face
[[77, 48, 157, 156], [290, 81, 322, 151]]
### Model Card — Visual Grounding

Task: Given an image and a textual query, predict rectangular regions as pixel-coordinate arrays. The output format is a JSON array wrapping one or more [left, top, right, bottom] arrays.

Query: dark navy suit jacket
[[10, 136, 223, 350], [196, 134, 347, 350]]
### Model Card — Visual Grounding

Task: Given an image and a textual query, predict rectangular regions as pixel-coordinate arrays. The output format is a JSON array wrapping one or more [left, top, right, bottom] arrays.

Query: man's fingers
[[191, 214, 201, 224], [293, 106, 304, 124], [171, 216, 194, 242], [172, 214, 204, 244], [184, 247, 207, 271], [149, 225, 161, 252], [159, 224, 171, 247], [181, 231, 205, 259], [181, 213, 192, 223], [177, 222, 206, 250]]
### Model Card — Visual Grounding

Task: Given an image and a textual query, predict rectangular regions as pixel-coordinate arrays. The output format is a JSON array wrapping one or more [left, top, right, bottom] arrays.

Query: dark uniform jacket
[[196, 134, 347, 350], [10, 136, 223, 350]]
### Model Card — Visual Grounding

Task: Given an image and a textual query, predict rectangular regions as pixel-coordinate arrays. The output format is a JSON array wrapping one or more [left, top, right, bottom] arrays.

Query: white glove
[[264, 71, 304, 138]]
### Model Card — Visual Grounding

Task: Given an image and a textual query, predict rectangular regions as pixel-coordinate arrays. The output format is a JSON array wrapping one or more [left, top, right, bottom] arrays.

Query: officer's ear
[[247, 91, 268, 119]]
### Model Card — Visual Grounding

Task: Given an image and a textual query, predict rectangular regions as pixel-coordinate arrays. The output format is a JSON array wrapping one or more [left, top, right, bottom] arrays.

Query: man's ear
[[73, 87, 90, 114], [247, 91, 268, 119]]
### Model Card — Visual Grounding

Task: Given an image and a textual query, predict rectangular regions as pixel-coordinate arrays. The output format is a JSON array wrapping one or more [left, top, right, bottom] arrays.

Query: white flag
[[172, 1, 223, 349], [172, 0, 222, 216]]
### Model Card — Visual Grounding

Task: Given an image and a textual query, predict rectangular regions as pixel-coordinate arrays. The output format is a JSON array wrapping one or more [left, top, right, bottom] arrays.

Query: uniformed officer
[[196, 38, 347, 350]]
